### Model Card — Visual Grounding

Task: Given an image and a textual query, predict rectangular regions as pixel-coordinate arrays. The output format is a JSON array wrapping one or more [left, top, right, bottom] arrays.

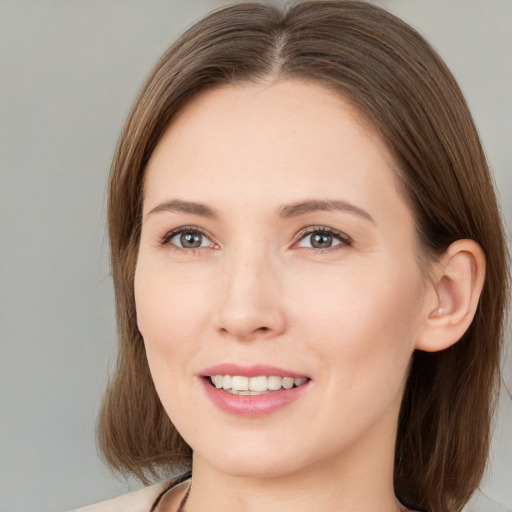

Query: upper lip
[[200, 363, 309, 379]]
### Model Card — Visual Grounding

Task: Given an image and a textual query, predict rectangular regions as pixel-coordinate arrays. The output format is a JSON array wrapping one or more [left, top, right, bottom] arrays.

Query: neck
[[185, 428, 402, 512]]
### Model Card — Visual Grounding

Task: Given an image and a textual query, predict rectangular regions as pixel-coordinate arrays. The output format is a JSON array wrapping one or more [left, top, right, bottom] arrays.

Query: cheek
[[135, 261, 211, 344], [133, 262, 213, 423], [289, 266, 423, 440], [134, 261, 217, 401], [288, 262, 423, 374]]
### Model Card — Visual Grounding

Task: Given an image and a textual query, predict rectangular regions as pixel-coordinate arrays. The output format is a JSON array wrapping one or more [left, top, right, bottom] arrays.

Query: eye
[[295, 227, 352, 250], [163, 227, 216, 250]]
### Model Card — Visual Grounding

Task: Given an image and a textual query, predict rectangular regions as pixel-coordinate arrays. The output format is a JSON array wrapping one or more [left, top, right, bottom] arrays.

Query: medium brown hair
[[98, 2, 509, 511]]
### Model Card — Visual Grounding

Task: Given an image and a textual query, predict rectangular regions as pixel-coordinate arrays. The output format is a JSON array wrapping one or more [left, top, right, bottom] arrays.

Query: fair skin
[[135, 80, 485, 512]]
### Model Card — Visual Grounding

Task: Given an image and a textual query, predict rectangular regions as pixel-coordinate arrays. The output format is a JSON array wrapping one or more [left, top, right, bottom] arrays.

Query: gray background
[[1, 1, 510, 511]]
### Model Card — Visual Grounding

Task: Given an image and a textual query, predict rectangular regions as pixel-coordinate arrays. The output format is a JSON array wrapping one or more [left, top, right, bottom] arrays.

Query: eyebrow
[[278, 199, 375, 223], [146, 198, 374, 223], [146, 199, 219, 219]]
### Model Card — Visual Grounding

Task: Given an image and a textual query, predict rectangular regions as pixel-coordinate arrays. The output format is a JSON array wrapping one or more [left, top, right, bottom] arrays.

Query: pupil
[[312, 233, 332, 248], [181, 232, 202, 248]]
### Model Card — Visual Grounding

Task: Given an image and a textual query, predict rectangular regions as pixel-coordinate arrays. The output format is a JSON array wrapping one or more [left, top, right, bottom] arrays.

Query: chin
[[192, 433, 321, 480], [214, 457, 301, 480]]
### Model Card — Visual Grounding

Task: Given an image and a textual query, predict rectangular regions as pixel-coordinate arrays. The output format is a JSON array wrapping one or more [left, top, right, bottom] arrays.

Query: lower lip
[[201, 379, 310, 417]]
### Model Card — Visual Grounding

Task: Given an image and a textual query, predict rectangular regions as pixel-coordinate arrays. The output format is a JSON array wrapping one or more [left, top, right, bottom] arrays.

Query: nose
[[216, 249, 286, 341]]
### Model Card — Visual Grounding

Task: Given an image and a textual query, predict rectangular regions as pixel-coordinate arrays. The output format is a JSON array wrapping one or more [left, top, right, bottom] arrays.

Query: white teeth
[[210, 374, 308, 394], [267, 375, 282, 390], [282, 377, 294, 389], [231, 375, 249, 391], [222, 375, 232, 390], [249, 376, 268, 392]]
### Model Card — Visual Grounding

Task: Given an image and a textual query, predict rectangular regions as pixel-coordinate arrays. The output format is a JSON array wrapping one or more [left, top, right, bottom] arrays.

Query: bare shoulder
[[72, 481, 169, 512]]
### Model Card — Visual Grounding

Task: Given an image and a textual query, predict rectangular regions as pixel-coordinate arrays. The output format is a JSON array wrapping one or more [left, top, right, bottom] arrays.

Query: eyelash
[[292, 226, 353, 253], [160, 226, 215, 254], [160, 225, 352, 253]]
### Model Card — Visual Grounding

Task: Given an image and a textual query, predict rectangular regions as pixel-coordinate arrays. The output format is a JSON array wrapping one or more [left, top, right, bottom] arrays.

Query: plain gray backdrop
[[1, 1, 511, 511]]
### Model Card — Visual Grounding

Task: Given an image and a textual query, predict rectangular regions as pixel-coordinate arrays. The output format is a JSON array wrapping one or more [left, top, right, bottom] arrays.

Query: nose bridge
[[217, 241, 285, 340]]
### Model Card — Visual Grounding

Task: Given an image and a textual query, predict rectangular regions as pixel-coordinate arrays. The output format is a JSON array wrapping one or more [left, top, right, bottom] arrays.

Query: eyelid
[[292, 225, 353, 250], [159, 225, 351, 251], [161, 225, 218, 249]]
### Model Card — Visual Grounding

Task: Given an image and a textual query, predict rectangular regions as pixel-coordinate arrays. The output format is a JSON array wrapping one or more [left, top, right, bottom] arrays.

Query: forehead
[[149, 79, 384, 163], [143, 79, 404, 221]]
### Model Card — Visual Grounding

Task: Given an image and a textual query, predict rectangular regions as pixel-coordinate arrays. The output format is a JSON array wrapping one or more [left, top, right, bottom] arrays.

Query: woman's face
[[135, 80, 432, 478]]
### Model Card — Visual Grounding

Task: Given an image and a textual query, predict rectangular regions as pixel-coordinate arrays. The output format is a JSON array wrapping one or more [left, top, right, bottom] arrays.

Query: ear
[[415, 239, 486, 352]]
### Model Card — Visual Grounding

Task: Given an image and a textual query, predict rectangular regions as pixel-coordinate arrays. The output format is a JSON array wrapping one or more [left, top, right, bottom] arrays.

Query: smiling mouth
[[208, 375, 309, 395]]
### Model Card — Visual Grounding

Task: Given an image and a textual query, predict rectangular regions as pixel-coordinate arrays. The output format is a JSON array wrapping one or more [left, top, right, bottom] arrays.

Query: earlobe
[[415, 239, 486, 352]]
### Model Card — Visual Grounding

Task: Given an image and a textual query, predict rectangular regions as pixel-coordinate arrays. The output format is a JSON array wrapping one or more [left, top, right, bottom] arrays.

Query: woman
[[79, 1, 509, 511]]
